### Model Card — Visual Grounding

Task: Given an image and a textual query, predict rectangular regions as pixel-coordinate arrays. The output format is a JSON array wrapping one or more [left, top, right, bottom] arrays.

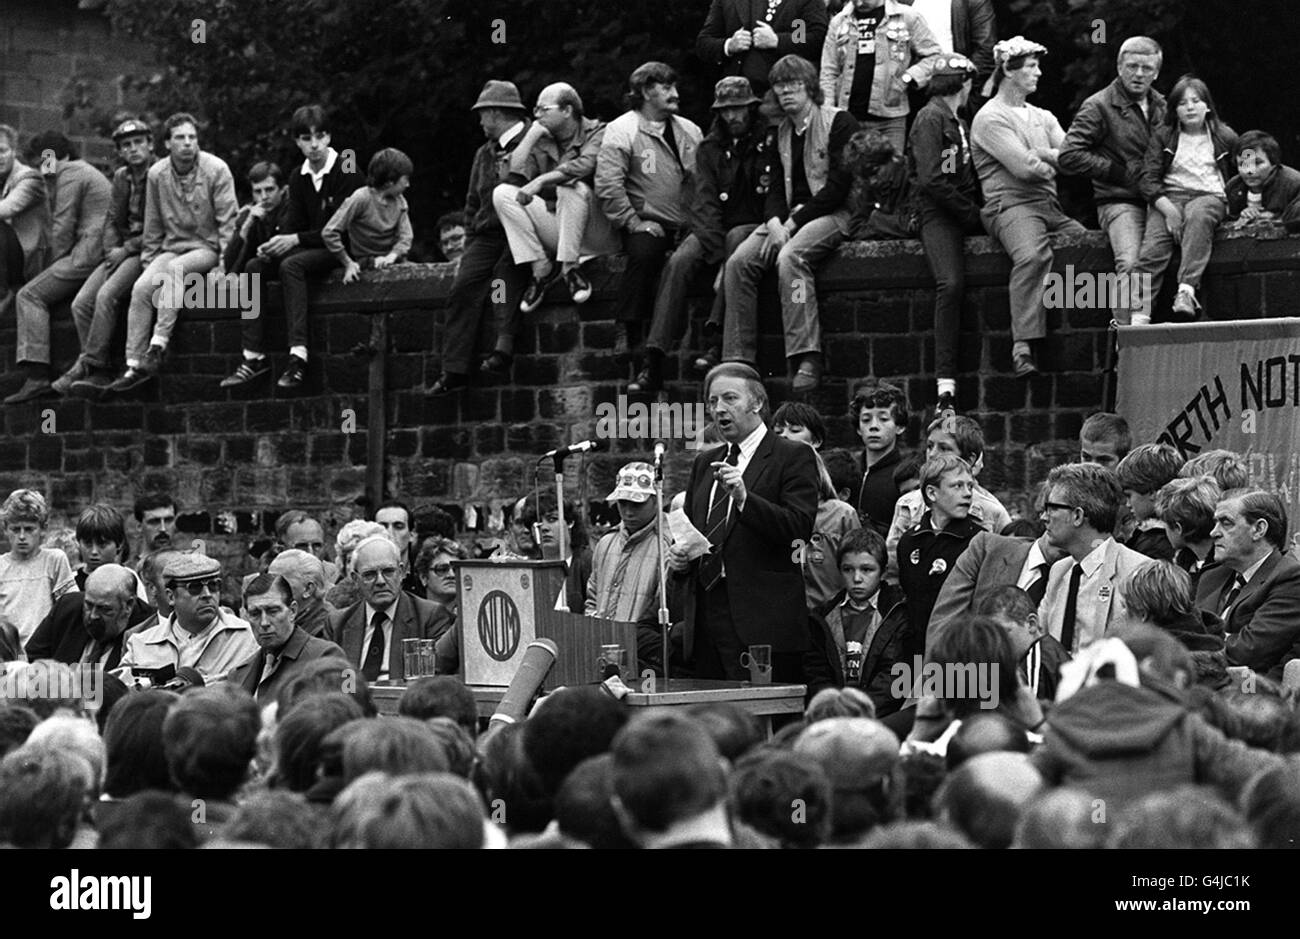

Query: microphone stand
[[550, 454, 569, 564], [654, 444, 671, 687]]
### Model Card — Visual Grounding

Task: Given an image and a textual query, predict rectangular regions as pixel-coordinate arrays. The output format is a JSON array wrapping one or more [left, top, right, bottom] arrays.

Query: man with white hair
[[268, 548, 334, 638], [328, 536, 451, 683]]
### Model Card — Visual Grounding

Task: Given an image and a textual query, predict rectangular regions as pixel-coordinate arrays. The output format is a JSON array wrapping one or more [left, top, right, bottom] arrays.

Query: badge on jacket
[[910, 548, 920, 566], [929, 558, 948, 576], [1098, 584, 1111, 602]]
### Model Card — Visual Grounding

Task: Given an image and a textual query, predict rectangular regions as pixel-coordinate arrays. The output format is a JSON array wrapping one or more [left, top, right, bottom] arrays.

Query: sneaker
[[3, 379, 54, 405], [693, 346, 721, 374], [566, 268, 592, 304], [1171, 286, 1200, 320], [141, 344, 165, 376], [106, 365, 155, 395], [51, 359, 91, 396], [791, 354, 823, 394], [519, 266, 561, 313], [68, 371, 116, 400], [220, 358, 271, 388], [277, 355, 307, 389]]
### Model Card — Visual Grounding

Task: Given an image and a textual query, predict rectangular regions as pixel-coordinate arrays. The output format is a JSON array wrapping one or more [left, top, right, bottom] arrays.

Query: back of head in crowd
[[331, 772, 486, 849], [278, 655, 376, 717], [1107, 786, 1255, 849], [610, 713, 727, 843], [162, 685, 261, 801], [1116, 443, 1183, 504], [273, 692, 365, 792], [1242, 763, 1300, 849], [222, 791, 323, 848], [945, 713, 1030, 771], [523, 687, 628, 797], [1179, 449, 1248, 490], [1121, 561, 1194, 630], [794, 717, 900, 844], [0, 704, 38, 759], [95, 791, 198, 849], [729, 750, 832, 848], [333, 716, 449, 783], [683, 702, 763, 764], [0, 745, 88, 848], [553, 754, 638, 849], [928, 615, 1019, 717], [1013, 788, 1108, 849], [1154, 475, 1221, 546], [1079, 412, 1130, 469], [805, 686, 877, 724], [935, 752, 1043, 849], [398, 676, 478, 736]]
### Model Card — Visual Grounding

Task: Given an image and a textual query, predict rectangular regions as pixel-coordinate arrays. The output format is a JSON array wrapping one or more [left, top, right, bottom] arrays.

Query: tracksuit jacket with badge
[[897, 511, 984, 655]]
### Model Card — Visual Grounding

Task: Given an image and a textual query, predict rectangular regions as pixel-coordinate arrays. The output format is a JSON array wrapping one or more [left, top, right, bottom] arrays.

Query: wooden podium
[[455, 559, 640, 690]]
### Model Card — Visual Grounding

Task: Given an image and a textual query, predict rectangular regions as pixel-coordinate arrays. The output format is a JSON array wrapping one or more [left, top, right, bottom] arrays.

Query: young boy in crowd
[[897, 454, 983, 656], [1078, 412, 1130, 470], [322, 147, 414, 285], [886, 415, 1011, 577], [0, 489, 77, 647], [224, 161, 289, 275], [977, 585, 1070, 704], [772, 401, 861, 612], [1115, 442, 1183, 561], [1226, 130, 1300, 230], [1154, 475, 1222, 586], [805, 528, 911, 717], [851, 380, 909, 537]]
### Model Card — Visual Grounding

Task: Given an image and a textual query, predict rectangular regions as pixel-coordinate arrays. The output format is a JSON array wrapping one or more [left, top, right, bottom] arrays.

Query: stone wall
[[1, 226, 1296, 581]]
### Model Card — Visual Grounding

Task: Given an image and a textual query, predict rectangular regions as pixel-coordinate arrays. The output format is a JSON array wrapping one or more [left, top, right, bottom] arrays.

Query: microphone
[[541, 439, 606, 460], [489, 639, 559, 727], [653, 441, 666, 464]]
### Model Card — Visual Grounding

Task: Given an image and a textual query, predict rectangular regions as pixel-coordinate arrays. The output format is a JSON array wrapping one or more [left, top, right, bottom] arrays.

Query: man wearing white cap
[[586, 462, 677, 672], [116, 553, 255, 687]]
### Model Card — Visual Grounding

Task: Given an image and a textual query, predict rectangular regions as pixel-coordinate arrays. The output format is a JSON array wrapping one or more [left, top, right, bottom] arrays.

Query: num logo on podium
[[478, 590, 522, 661]]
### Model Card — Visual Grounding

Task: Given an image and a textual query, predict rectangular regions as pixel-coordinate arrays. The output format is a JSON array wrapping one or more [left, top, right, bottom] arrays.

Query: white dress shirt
[[301, 147, 338, 192], [1016, 539, 1050, 592]]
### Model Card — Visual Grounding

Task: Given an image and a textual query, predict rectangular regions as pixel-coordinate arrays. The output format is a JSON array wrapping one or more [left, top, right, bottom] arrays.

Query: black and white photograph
[[0, 0, 1295, 913]]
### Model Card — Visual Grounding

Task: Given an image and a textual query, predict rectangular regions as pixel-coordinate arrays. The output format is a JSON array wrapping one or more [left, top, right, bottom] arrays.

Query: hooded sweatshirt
[[1031, 678, 1282, 809]]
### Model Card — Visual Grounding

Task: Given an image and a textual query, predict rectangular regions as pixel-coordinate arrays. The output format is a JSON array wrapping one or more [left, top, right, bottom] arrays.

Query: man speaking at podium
[[667, 363, 818, 681]]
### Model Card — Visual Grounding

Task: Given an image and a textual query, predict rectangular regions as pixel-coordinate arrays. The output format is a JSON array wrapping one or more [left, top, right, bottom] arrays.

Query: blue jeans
[[70, 255, 145, 368], [16, 255, 97, 365], [1097, 202, 1147, 322], [1135, 191, 1226, 307]]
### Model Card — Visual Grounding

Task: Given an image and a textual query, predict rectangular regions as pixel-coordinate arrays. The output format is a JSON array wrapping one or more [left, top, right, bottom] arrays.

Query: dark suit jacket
[[927, 531, 1032, 657], [227, 626, 347, 706], [1196, 550, 1300, 679], [328, 591, 455, 678], [696, 0, 829, 93], [675, 429, 818, 656], [24, 592, 155, 670]]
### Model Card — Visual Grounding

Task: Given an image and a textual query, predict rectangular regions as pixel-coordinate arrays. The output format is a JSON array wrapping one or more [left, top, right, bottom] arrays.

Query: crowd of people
[[0, 360, 1297, 848], [1, 2, 1296, 411]]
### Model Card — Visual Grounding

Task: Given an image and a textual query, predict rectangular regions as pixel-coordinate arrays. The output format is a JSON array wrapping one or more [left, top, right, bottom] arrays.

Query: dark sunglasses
[[173, 577, 221, 596]]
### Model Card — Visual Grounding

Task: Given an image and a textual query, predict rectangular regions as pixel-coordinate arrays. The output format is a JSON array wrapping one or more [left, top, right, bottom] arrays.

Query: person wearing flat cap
[[115, 552, 255, 687], [431, 80, 535, 396], [586, 461, 681, 674], [907, 53, 983, 415], [631, 77, 774, 396], [971, 36, 1084, 380]]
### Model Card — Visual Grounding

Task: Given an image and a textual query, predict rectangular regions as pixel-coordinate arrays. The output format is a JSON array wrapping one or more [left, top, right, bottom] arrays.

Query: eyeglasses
[[431, 563, 454, 576], [174, 577, 221, 597], [772, 82, 805, 95], [358, 566, 400, 583], [534, 104, 562, 116], [1042, 502, 1078, 514]]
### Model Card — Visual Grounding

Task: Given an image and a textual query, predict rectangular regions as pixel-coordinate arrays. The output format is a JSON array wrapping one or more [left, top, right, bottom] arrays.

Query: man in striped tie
[[666, 363, 818, 681]]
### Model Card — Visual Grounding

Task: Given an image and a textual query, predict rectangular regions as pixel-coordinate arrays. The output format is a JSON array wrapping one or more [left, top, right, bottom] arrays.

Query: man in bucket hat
[[431, 80, 535, 396], [630, 77, 774, 396], [586, 460, 679, 675]]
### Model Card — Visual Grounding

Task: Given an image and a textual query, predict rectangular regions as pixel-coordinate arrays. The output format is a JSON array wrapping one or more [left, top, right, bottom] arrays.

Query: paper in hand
[[667, 508, 713, 561]]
